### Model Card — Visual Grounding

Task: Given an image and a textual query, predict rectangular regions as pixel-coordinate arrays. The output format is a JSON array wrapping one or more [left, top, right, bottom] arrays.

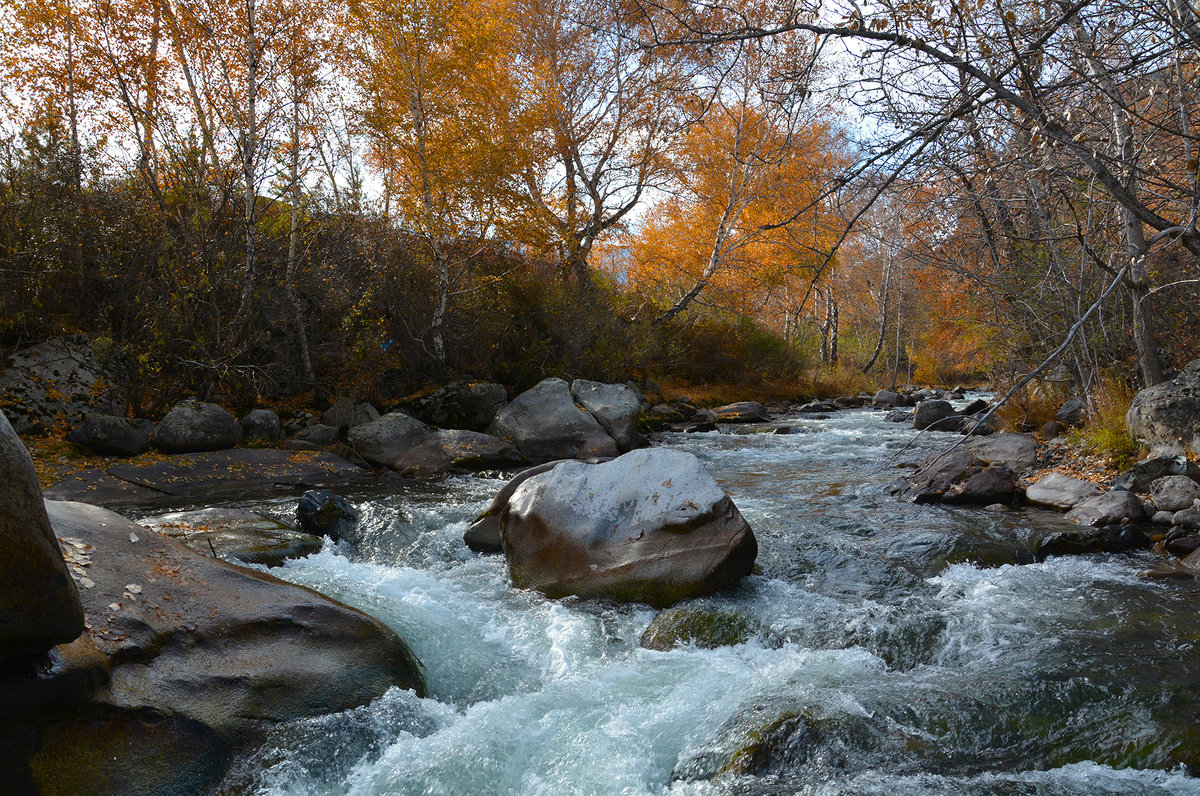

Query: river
[[198, 399, 1200, 795]]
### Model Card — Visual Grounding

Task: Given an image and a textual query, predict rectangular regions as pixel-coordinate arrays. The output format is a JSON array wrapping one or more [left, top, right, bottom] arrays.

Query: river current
[[204, 400, 1200, 795]]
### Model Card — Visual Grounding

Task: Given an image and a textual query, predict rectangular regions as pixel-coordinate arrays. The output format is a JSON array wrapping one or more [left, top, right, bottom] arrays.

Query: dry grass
[[1070, 374, 1143, 471]]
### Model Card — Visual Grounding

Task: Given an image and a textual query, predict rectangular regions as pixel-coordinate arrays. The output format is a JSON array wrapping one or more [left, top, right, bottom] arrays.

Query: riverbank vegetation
[[1, 0, 1197, 416]]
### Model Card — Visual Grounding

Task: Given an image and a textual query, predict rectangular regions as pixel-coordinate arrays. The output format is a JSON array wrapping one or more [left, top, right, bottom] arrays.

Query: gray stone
[[464, 461, 566, 553], [437, 429, 527, 470], [1041, 420, 1066, 440], [571, 380, 643, 451], [0, 412, 85, 660], [957, 398, 989, 416], [1153, 510, 1177, 524], [1025, 472, 1103, 511], [66, 414, 154, 456], [396, 381, 508, 431], [913, 400, 956, 431], [0, 336, 124, 434], [1113, 455, 1200, 492], [296, 423, 339, 446], [488, 378, 618, 463], [884, 409, 913, 423], [322, 398, 380, 436], [140, 507, 322, 566], [967, 433, 1041, 472], [240, 409, 283, 442], [1056, 396, 1087, 427], [1126, 360, 1200, 455], [21, 499, 424, 792], [296, 489, 360, 543], [347, 412, 444, 472], [500, 449, 757, 607], [151, 400, 242, 453], [1151, 475, 1200, 513], [941, 465, 1017, 506], [1064, 490, 1146, 527], [872, 390, 902, 408], [1036, 525, 1150, 559], [640, 607, 758, 651], [713, 401, 771, 423], [1173, 505, 1200, 530]]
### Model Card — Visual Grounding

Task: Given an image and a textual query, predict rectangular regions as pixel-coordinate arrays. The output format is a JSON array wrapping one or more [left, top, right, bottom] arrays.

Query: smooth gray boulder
[[240, 409, 283, 442], [14, 499, 425, 794], [1151, 475, 1200, 513], [913, 400, 956, 431], [322, 398, 380, 436], [0, 336, 124, 434], [488, 378, 618, 463], [968, 433, 1041, 472], [500, 449, 757, 607], [872, 390, 902, 408], [1065, 490, 1146, 527], [66, 414, 154, 456], [1127, 360, 1200, 455], [151, 400, 242, 453], [1173, 505, 1200, 530], [397, 380, 508, 431], [571, 380, 643, 451], [1025, 473, 1103, 511], [348, 411, 445, 472], [0, 412, 85, 660], [714, 402, 770, 423]]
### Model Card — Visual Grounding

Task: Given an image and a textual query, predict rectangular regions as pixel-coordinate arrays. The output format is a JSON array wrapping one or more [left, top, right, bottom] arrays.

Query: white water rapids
[[205, 401, 1200, 795]]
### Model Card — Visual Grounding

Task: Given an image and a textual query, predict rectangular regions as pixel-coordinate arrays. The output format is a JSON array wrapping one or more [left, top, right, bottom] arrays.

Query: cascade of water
[[215, 400, 1200, 795]]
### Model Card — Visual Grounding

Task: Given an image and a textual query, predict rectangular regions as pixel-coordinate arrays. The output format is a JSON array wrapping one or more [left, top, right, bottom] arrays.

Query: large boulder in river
[[151, 400, 243, 453], [0, 336, 125, 434], [6, 500, 426, 794], [1126, 360, 1200, 456], [347, 411, 443, 471], [464, 461, 567, 553], [499, 448, 757, 607], [65, 413, 154, 456], [397, 380, 508, 431], [0, 412, 85, 661], [436, 429, 526, 470], [571, 380, 643, 452], [488, 378, 618, 463], [894, 446, 1017, 506], [913, 400, 956, 431]]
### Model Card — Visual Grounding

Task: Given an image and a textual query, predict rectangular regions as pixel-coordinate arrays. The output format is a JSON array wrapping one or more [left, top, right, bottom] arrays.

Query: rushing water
[[205, 401, 1200, 795]]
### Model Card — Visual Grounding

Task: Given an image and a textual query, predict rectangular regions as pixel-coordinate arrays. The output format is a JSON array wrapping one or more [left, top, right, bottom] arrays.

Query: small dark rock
[[1165, 534, 1200, 558], [1036, 525, 1150, 560], [1041, 420, 1066, 439], [684, 422, 718, 433], [1056, 396, 1087, 427], [296, 490, 360, 543], [296, 423, 340, 446], [884, 409, 913, 423], [240, 409, 283, 442], [957, 398, 989, 416], [913, 400, 955, 431]]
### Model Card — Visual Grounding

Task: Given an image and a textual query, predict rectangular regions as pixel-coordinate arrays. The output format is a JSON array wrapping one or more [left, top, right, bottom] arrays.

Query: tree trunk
[[862, 253, 893, 374], [287, 97, 315, 384]]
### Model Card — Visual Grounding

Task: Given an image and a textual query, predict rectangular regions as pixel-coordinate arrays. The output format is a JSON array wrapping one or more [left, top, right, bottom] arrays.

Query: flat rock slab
[[139, 508, 323, 567], [44, 450, 364, 505], [1025, 472, 1103, 511]]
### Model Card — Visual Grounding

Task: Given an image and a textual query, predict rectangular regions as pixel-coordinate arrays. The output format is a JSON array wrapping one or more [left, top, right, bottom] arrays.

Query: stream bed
[[157, 402, 1200, 795]]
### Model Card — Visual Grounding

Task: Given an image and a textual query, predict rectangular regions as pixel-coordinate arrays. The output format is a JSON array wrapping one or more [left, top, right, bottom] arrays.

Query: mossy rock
[[640, 606, 758, 651]]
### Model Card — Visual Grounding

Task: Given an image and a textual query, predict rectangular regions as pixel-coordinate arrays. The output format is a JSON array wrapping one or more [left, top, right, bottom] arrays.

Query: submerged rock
[[1036, 525, 1150, 559], [639, 607, 758, 651], [500, 449, 757, 607], [141, 507, 322, 567]]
